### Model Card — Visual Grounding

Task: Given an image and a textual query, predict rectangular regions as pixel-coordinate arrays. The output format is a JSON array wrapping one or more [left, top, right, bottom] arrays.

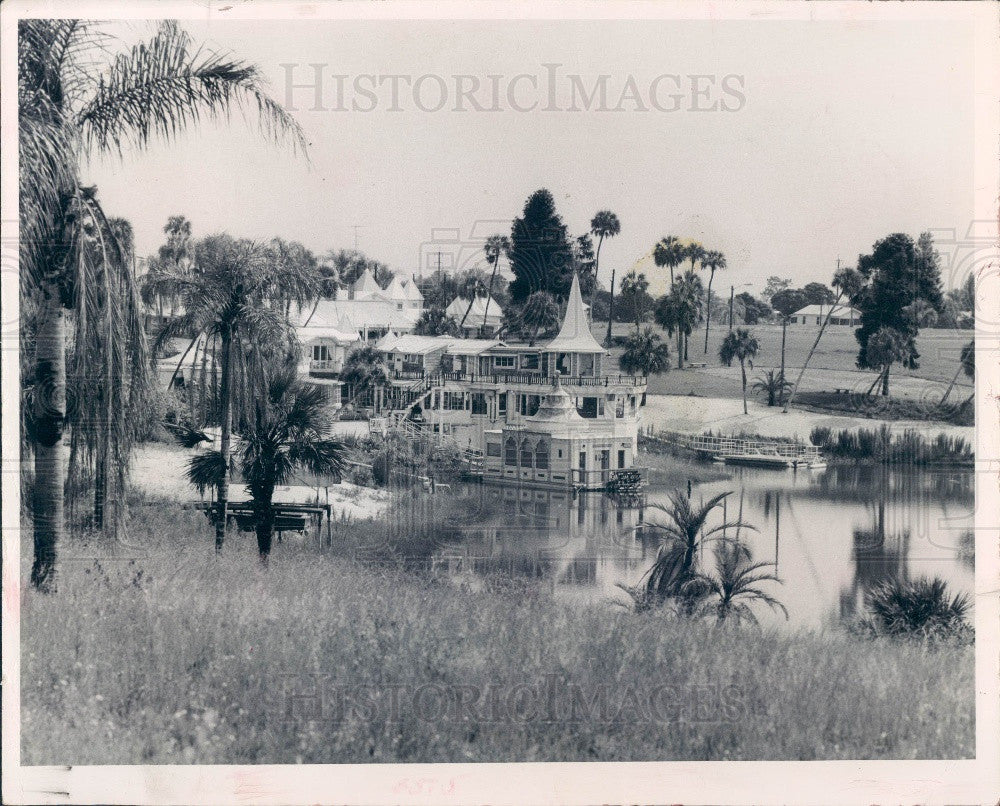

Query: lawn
[[598, 321, 973, 403], [21, 501, 974, 764]]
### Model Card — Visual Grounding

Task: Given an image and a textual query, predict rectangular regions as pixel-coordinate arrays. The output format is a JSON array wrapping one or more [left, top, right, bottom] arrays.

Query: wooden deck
[[651, 429, 824, 465]]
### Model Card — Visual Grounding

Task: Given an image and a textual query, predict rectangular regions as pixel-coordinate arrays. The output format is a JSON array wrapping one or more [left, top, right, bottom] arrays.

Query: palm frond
[[76, 21, 308, 158], [187, 449, 226, 495]]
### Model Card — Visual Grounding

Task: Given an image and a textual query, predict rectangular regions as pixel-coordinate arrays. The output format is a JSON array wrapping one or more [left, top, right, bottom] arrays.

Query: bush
[[855, 576, 972, 644], [809, 426, 973, 464]]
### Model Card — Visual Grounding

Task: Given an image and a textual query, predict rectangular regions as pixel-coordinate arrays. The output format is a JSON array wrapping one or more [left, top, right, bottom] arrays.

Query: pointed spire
[[545, 272, 605, 353]]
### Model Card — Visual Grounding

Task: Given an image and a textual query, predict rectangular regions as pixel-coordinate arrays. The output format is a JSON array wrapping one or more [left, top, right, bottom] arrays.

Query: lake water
[[433, 464, 974, 629]]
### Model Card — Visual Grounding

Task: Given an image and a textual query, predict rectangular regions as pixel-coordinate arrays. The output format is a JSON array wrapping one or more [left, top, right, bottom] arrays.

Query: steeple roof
[[351, 268, 381, 300], [383, 275, 408, 301], [544, 272, 605, 354]]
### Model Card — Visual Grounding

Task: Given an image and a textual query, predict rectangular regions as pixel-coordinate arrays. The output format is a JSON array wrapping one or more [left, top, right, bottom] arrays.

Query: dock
[[648, 429, 826, 469]]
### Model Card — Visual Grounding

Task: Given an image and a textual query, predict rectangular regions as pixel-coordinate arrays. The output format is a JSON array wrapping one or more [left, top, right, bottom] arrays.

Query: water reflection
[[438, 464, 974, 629]]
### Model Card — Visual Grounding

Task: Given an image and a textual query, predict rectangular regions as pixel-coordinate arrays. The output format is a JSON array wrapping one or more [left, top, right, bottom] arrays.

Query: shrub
[[856, 576, 972, 644]]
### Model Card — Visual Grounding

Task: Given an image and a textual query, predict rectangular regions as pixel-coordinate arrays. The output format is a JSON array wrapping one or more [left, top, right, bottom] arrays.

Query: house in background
[[445, 295, 505, 336], [789, 303, 860, 326]]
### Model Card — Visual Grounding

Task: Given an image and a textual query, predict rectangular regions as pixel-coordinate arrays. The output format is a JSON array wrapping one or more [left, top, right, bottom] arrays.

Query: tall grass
[[20, 502, 973, 764], [810, 425, 973, 465]]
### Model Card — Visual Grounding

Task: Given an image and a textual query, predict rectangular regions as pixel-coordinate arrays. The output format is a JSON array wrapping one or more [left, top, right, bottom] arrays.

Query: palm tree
[[457, 271, 488, 332], [863, 326, 908, 397], [145, 235, 314, 551], [860, 576, 970, 639], [482, 234, 511, 333], [719, 328, 760, 414], [653, 235, 686, 287], [751, 370, 793, 407], [188, 371, 346, 562], [700, 250, 726, 353], [655, 271, 703, 369], [627, 491, 754, 611], [684, 241, 705, 275], [617, 270, 650, 329], [19, 20, 305, 589], [340, 345, 390, 408], [783, 266, 863, 412], [414, 307, 460, 337], [589, 211, 622, 346], [939, 340, 974, 405], [688, 541, 787, 625], [619, 326, 670, 377], [521, 290, 561, 346]]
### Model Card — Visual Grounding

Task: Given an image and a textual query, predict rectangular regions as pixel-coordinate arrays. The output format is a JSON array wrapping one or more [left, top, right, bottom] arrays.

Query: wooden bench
[[234, 513, 307, 533], [687, 362, 708, 369]]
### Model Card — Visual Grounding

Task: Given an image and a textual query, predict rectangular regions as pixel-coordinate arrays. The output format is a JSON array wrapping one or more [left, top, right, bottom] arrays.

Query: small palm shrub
[[857, 576, 972, 643]]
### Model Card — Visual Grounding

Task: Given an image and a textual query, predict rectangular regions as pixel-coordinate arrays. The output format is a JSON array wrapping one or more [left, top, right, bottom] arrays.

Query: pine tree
[[508, 189, 575, 304]]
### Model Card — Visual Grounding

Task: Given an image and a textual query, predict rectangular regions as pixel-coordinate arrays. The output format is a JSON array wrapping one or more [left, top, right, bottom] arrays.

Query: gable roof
[[402, 278, 424, 301], [791, 304, 860, 319], [544, 272, 605, 354], [445, 295, 504, 323], [383, 275, 409, 301]]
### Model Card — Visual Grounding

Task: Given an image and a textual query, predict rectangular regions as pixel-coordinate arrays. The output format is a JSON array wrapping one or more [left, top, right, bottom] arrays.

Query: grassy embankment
[[21, 501, 973, 765]]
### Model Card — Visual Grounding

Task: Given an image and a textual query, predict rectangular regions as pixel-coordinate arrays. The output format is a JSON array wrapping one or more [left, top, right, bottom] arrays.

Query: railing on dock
[[651, 429, 822, 462]]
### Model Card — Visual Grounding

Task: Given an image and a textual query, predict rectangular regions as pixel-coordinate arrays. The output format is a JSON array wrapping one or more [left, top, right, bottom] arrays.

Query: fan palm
[[619, 326, 670, 377], [340, 345, 390, 407], [751, 369, 792, 407], [862, 326, 908, 397], [783, 266, 863, 412], [630, 491, 755, 612], [144, 234, 315, 551], [19, 19, 306, 589], [652, 235, 686, 287], [719, 328, 760, 414], [188, 371, 346, 561], [588, 211, 622, 346], [482, 234, 511, 333], [655, 271, 703, 370], [939, 339, 974, 406], [618, 270, 651, 329], [687, 541, 787, 625], [700, 250, 726, 353]]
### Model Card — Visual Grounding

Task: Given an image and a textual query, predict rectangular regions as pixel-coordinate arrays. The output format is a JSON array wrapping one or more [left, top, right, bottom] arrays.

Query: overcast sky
[[82, 17, 975, 297]]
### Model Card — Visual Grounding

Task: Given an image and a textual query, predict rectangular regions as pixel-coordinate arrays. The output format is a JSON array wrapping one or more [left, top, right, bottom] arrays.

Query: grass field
[[599, 321, 974, 402], [21, 502, 974, 764]]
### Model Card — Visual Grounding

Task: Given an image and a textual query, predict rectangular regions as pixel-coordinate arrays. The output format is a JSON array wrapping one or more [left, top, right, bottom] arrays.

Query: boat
[[719, 451, 793, 469]]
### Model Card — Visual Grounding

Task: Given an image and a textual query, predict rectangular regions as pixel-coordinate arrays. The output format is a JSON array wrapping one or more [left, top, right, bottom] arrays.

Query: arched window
[[504, 438, 518, 465], [535, 440, 549, 470], [520, 439, 534, 467]]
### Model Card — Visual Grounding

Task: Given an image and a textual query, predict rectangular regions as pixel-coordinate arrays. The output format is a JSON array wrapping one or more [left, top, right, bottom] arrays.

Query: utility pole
[[728, 285, 735, 330], [352, 225, 365, 251]]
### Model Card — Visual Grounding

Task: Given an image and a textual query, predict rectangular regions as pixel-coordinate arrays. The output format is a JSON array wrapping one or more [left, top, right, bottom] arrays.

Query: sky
[[82, 16, 976, 298]]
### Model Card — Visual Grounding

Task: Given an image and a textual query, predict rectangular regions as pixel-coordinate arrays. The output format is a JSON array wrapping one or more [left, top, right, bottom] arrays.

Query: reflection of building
[[789, 304, 860, 326], [369, 273, 647, 489]]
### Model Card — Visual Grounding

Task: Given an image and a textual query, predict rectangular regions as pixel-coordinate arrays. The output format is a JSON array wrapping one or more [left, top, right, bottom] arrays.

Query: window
[[527, 395, 540, 416], [618, 449, 626, 468], [487, 442, 501, 458], [504, 438, 518, 465], [312, 344, 329, 361], [498, 392, 507, 416], [444, 392, 465, 410], [471, 393, 487, 415], [494, 355, 516, 368], [520, 353, 539, 370], [535, 441, 549, 469], [520, 439, 534, 467], [616, 396, 625, 418]]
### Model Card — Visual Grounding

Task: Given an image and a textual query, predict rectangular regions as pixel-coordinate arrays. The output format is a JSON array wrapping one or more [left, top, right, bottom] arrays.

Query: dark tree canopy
[[769, 288, 809, 318], [735, 292, 772, 325], [508, 189, 575, 304], [801, 282, 836, 306], [854, 232, 944, 372]]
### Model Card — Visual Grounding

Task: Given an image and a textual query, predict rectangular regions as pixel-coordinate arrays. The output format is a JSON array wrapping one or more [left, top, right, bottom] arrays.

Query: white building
[[445, 295, 505, 336], [789, 303, 860, 326]]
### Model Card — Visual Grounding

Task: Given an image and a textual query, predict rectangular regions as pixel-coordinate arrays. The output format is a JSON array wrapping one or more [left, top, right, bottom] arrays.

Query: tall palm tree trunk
[[483, 257, 500, 333], [31, 285, 67, 590], [167, 333, 200, 390], [881, 365, 890, 396], [779, 317, 788, 405], [676, 330, 683, 370], [254, 487, 275, 561], [591, 234, 605, 311], [703, 270, 715, 353], [939, 360, 964, 405], [740, 360, 748, 415], [783, 292, 843, 413], [604, 271, 617, 346], [459, 294, 476, 331], [216, 327, 234, 552]]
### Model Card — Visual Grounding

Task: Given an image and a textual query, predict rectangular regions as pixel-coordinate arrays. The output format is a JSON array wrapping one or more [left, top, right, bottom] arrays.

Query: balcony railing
[[434, 370, 646, 388], [310, 359, 339, 371]]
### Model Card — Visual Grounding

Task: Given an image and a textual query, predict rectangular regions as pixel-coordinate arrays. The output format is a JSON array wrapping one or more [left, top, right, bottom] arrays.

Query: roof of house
[[544, 272, 605, 354], [351, 268, 382, 300], [791, 304, 860, 318], [293, 299, 421, 335], [383, 275, 409, 301], [377, 334, 457, 355], [401, 278, 424, 302], [443, 339, 504, 356], [445, 295, 504, 323], [524, 378, 587, 433]]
